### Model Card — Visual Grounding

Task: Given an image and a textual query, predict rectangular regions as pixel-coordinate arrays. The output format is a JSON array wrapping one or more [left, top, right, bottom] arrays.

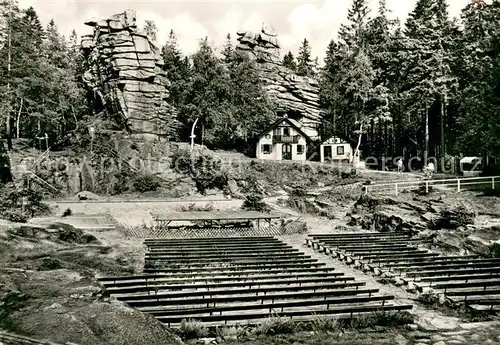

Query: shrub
[[253, 314, 297, 335], [171, 148, 229, 195], [0, 184, 49, 222], [133, 174, 161, 193], [310, 314, 339, 333], [179, 319, 209, 339], [216, 326, 247, 343], [177, 203, 216, 212], [1, 209, 28, 223], [242, 193, 270, 213], [417, 291, 440, 306], [62, 208, 72, 217]]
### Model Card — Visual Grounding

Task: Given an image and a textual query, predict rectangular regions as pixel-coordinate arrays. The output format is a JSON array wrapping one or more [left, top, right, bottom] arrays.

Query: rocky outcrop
[[81, 9, 176, 139], [0, 140, 12, 184], [236, 26, 321, 139]]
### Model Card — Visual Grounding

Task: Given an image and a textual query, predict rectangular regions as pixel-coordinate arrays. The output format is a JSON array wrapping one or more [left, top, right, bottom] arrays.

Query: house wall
[[256, 131, 279, 160], [291, 136, 307, 161], [320, 143, 353, 162]]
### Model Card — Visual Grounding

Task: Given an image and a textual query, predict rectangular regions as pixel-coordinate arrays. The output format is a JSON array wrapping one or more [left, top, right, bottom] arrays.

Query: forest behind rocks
[[1, 0, 500, 166]]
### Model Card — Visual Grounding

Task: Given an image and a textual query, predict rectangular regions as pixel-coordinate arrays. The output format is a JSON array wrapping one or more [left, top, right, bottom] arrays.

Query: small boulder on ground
[[76, 191, 100, 201]]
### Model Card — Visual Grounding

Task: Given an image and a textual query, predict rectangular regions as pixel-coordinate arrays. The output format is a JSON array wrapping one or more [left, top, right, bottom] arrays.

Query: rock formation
[[81, 10, 176, 139], [236, 25, 322, 140]]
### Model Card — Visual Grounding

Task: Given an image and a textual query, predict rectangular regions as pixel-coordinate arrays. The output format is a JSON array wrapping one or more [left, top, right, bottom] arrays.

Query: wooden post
[[425, 181, 429, 194], [492, 177, 495, 190], [457, 179, 461, 193], [395, 184, 398, 196]]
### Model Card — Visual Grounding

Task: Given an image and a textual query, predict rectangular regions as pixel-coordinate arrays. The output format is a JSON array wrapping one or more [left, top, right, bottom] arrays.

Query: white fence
[[365, 176, 500, 196]]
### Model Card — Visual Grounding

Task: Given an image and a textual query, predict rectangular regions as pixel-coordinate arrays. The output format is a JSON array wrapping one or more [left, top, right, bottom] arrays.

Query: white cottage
[[320, 136, 354, 163], [256, 117, 312, 161]]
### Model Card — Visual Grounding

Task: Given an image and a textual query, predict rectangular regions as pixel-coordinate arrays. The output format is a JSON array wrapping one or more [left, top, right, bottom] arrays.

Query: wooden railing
[[273, 135, 300, 144], [365, 175, 500, 196]]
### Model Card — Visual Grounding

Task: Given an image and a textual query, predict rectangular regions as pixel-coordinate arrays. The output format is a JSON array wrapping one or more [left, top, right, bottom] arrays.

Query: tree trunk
[[424, 105, 429, 165], [352, 122, 363, 165], [16, 98, 23, 138], [6, 18, 12, 150], [201, 122, 205, 146], [440, 93, 446, 171]]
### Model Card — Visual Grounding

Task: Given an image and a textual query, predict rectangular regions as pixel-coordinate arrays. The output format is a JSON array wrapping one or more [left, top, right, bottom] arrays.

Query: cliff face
[[81, 10, 176, 139], [236, 27, 322, 139]]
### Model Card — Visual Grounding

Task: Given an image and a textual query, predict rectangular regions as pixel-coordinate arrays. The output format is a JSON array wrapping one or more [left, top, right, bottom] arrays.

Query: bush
[[417, 291, 440, 306], [0, 184, 49, 222], [177, 203, 216, 212], [1, 209, 28, 223], [216, 326, 247, 343], [179, 319, 209, 340], [171, 148, 229, 195], [253, 314, 297, 335], [62, 208, 72, 217], [133, 174, 161, 193], [310, 314, 339, 333], [242, 193, 270, 213]]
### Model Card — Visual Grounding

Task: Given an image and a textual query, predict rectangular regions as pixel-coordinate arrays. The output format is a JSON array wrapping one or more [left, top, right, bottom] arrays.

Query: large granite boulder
[[236, 26, 321, 139], [81, 9, 176, 140]]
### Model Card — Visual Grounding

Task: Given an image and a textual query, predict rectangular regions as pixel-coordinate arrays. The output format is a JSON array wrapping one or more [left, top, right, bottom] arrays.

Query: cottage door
[[323, 146, 332, 162], [282, 144, 292, 160]]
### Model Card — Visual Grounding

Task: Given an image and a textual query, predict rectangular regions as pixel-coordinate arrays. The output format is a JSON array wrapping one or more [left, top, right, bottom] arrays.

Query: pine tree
[[143, 20, 157, 43], [282, 51, 296, 71], [454, 0, 500, 156], [228, 51, 276, 149], [319, 40, 345, 137], [296, 38, 313, 77], [338, 0, 371, 52], [403, 0, 457, 166], [221, 33, 233, 63], [0, 0, 20, 149], [364, 0, 398, 157], [161, 29, 188, 81]]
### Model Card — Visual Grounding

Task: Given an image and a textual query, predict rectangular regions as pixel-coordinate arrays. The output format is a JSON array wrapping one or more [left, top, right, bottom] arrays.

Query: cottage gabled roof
[[257, 117, 313, 142]]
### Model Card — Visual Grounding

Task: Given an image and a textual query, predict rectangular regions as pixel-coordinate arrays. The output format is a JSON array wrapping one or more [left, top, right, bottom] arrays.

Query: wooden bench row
[[144, 236, 277, 243], [146, 247, 301, 256], [144, 295, 396, 318], [105, 276, 358, 295], [144, 251, 306, 260], [309, 232, 412, 238], [308, 234, 500, 312], [126, 288, 381, 308], [99, 267, 339, 282], [146, 243, 289, 251], [156, 304, 413, 327], [115, 281, 368, 301], [100, 271, 347, 288], [144, 258, 321, 268]]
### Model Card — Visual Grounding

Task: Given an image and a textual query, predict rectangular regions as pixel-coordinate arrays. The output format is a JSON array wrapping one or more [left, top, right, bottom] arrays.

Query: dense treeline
[[0, 1, 87, 150], [319, 0, 500, 169], [1, 0, 500, 170]]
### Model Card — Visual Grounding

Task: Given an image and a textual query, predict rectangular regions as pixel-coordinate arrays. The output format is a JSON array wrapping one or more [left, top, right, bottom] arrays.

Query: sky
[[17, 0, 472, 61]]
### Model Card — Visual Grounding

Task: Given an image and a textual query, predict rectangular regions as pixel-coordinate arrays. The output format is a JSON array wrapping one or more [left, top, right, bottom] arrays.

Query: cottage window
[[261, 144, 272, 154], [273, 128, 281, 136], [297, 145, 304, 154], [337, 145, 345, 155], [283, 127, 290, 136]]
